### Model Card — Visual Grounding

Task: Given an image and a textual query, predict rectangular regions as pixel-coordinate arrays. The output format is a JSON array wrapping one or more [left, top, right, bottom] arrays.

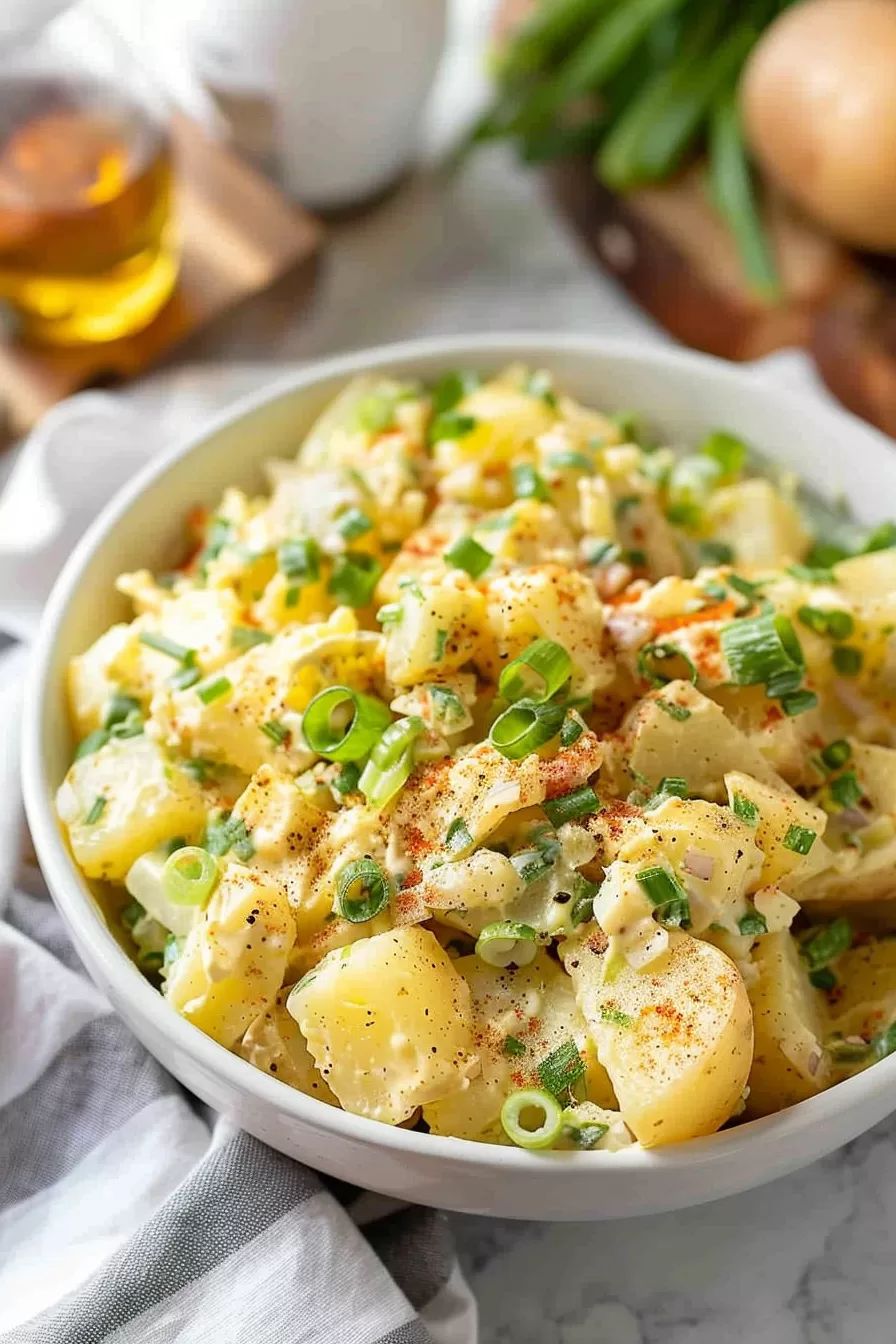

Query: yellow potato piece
[[287, 926, 478, 1124], [166, 864, 294, 1048], [239, 990, 338, 1105], [746, 932, 832, 1118], [56, 736, 207, 882], [565, 929, 752, 1147]]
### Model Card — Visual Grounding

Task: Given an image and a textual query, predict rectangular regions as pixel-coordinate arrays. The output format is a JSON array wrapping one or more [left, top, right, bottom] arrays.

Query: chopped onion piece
[[682, 850, 715, 881]]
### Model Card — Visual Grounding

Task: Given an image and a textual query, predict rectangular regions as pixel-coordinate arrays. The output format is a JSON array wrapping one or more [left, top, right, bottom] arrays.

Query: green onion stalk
[[467, 0, 796, 299]]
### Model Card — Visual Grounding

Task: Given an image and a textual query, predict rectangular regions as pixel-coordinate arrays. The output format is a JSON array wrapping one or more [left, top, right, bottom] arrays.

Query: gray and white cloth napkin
[[0, 375, 477, 1344]]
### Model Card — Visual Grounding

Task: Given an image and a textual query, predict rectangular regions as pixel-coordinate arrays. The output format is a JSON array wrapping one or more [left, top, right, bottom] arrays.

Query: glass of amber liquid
[[0, 6, 178, 345]]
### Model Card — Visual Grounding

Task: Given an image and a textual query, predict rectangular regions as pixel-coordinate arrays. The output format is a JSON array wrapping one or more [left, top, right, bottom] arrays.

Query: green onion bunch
[[471, 0, 797, 297]]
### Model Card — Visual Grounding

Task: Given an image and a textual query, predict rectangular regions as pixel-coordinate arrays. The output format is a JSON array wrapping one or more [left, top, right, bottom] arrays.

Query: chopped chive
[[104, 693, 141, 731], [445, 816, 474, 854], [560, 713, 584, 747], [810, 967, 837, 991], [231, 625, 272, 650], [656, 699, 691, 722], [261, 720, 289, 746], [570, 877, 600, 928], [169, 665, 202, 691], [830, 770, 863, 810], [801, 917, 852, 970], [732, 793, 760, 826], [512, 462, 551, 502], [195, 675, 232, 705], [738, 908, 767, 937], [328, 552, 382, 607], [504, 1035, 527, 1058], [781, 690, 818, 717], [443, 534, 492, 579], [434, 629, 449, 662], [278, 536, 321, 584], [821, 739, 851, 771], [832, 646, 863, 676], [84, 796, 106, 825], [543, 786, 601, 828], [337, 508, 375, 542], [644, 776, 688, 810], [430, 412, 477, 443], [783, 824, 816, 855], [537, 1038, 585, 1099], [826, 610, 854, 641], [139, 631, 195, 663], [74, 729, 110, 761], [636, 866, 691, 928]]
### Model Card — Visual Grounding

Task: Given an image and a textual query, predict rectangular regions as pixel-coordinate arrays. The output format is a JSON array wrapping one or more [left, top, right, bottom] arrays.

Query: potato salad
[[57, 366, 896, 1151]]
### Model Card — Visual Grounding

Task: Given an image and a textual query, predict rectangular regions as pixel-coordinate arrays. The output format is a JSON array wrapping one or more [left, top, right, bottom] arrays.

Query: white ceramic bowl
[[23, 335, 896, 1220]]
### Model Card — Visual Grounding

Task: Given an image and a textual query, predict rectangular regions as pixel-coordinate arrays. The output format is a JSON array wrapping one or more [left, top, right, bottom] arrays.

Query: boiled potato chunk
[[746, 931, 832, 1117], [424, 951, 615, 1141], [56, 736, 207, 882], [288, 926, 478, 1124], [239, 989, 338, 1105], [565, 929, 752, 1146], [828, 938, 896, 1044], [724, 771, 832, 891], [165, 864, 294, 1048], [705, 478, 809, 567], [67, 623, 134, 737]]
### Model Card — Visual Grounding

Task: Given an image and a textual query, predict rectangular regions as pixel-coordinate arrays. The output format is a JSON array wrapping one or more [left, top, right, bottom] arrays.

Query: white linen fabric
[[0, 379, 478, 1344]]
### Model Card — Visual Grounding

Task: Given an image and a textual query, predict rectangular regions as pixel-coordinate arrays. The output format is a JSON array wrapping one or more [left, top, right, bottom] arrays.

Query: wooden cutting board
[[496, 0, 896, 437], [0, 115, 322, 442]]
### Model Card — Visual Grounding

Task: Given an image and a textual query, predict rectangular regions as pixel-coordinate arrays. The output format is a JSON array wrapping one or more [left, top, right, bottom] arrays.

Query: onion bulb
[[741, 0, 896, 252]]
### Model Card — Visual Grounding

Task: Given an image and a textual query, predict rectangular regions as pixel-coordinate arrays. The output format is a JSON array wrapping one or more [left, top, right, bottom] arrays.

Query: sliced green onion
[[656, 699, 691, 722], [74, 728, 110, 761], [445, 816, 475, 855], [737, 907, 767, 937], [542, 785, 600, 828], [614, 494, 640, 519], [429, 684, 466, 726], [356, 391, 398, 434], [600, 1005, 634, 1028], [195, 675, 232, 705], [830, 771, 863, 811], [721, 612, 804, 694], [584, 539, 621, 568], [182, 758, 213, 784], [337, 508, 374, 542], [873, 1021, 896, 1060], [798, 605, 832, 636], [104, 693, 141, 731], [139, 631, 196, 663], [162, 846, 219, 907], [430, 412, 477, 444], [783, 824, 816, 855], [537, 1038, 585, 1099], [801, 917, 852, 971], [700, 540, 735, 566], [376, 602, 403, 627], [810, 967, 837, 991], [84, 796, 106, 825], [332, 761, 361, 796], [197, 517, 235, 576], [431, 370, 480, 414], [781, 690, 818, 717], [476, 920, 538, 969], [284, 586, 300, 608], [832, 646, 863, 676], [644, 776, 688, 811], [371, 715, 426, 770], [489, 699, 565, 761], [863, 521, 896, 554], [433, 629, 449, 662], [335, 858, 391, 923], [702, 580, 729, 603], [512, 462, 550, 502], [637, 642, 698, 688], [822, 739, 852, 771], [499, 638, 572, 704], [788, 564, 835, 585], [358, 749, 416, 808], [328, 552, 382, 607], [727, 573, 763, 603], [702, 430, 747, 478], [278, 536, 321, 585], [231, 625, 272, 650], [121, 899, 144, 931], [169, 665, 202, 691], [561, 1112, 609, 1149], [526, 369, 558, 407], [261, 720, 289, 746], [571, 876, 600, 927], [504, 1035, 526, 1058], [548, 450, 593, 472], [500, 1088, 563, 1150], [636, 865, 691, 928], [443, 534, 492, 579], [826, 610, 854, 641], [611, 410, 640, 442], [511, 845, 555, 885], [302, 686, 392, 762], [560, 712, 584, 747], [732, 793, 760, 827], [163, 933, 184, 969]]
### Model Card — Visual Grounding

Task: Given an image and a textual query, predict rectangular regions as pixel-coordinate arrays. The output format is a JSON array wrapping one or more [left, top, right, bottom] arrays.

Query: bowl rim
[[22, 330, 896, 1173]]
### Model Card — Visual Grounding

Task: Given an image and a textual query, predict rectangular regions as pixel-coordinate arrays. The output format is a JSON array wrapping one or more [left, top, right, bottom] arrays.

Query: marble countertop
[[93, 10, 896, 1337]]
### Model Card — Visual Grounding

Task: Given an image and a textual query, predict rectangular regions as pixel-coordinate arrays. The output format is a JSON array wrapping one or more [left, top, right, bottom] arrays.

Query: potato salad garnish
[[57, 367, 896, 1150]]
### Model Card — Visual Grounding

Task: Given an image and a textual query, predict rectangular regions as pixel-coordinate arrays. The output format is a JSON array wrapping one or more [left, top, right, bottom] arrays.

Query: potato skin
[[742, 0, 896, 251], [746, 932, 832, 1119], [566, 930, 753, 1147]]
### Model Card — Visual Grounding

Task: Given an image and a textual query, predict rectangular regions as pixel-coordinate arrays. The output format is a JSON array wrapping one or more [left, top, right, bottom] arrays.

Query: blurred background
[[3, 0, 896, 445]]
